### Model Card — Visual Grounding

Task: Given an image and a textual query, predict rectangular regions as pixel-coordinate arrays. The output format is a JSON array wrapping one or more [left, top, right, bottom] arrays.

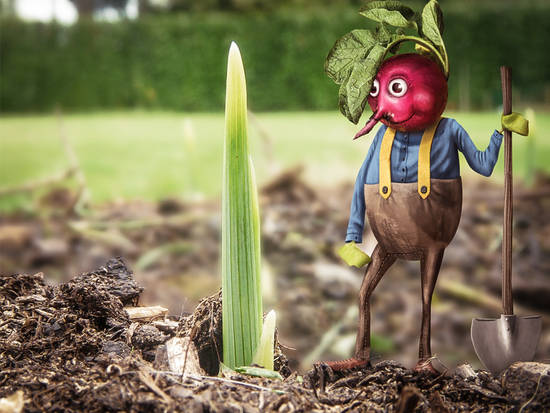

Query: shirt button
[[401, 178, 405, 182], [402, 168, 405, 172]]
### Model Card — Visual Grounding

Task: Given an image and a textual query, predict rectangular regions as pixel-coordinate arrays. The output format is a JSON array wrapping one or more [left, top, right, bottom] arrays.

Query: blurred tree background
[[1, 0, 549, 113]]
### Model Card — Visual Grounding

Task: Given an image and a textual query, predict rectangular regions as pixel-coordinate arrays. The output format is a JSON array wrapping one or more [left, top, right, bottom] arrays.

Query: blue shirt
[[346, 117, 503, 243]]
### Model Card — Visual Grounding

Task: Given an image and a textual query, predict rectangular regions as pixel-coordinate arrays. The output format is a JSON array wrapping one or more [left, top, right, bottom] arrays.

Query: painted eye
[[370, 79, 380, 97], [388, 78, 408, 97]]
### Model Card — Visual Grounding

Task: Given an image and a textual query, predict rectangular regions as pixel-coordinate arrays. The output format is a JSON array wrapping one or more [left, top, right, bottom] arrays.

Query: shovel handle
[[501, 66, 513, 315]]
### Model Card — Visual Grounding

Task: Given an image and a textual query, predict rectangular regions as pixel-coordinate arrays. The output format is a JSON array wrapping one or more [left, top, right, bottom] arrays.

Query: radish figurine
[[355, 53, 447, 138], [322, 0, 529, 373]]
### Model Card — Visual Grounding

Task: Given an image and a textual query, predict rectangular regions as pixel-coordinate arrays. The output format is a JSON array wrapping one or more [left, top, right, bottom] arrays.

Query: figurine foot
[[322, 358, 371, 371], [413, 357, 447, 375]]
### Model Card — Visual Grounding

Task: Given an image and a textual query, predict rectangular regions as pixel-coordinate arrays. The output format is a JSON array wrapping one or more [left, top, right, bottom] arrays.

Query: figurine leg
[[321, 244, 395, 371], [354, 244, 396, 360], [415, 248, 445, 374]]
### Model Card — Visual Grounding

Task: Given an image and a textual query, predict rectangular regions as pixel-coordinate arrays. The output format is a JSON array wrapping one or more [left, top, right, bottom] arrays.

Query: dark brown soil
[[1, 258, 549, 412]]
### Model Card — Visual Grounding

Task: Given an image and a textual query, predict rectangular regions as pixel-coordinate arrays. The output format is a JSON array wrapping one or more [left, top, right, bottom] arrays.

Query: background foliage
[[1, 5, 549, 114]]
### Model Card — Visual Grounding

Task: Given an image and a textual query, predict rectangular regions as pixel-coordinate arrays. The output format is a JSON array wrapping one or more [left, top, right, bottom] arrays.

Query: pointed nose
[[353, 108, 385, 140]]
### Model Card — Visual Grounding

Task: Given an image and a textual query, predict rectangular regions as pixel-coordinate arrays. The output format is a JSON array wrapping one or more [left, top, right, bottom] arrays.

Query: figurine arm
[[454, 120, 503, 177], [345, 137, 378, 243]]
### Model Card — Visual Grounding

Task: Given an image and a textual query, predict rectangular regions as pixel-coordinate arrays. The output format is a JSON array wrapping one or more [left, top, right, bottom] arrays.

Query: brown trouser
[[355, 178, 462, 361]]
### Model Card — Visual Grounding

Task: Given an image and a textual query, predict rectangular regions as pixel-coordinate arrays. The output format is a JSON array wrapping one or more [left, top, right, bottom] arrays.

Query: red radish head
[[354, 53, 448, 139]]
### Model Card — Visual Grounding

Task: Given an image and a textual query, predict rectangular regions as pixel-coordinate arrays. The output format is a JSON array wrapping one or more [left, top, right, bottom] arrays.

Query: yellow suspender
[[378, 117, 442, 199], [417, 118, 442, 199], [378, 127, 396, 199]]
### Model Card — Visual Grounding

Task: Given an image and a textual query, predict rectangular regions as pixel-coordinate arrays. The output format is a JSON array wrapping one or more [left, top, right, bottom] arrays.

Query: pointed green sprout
[[253, 309, 277, 371], [222, 42, 263, 369]]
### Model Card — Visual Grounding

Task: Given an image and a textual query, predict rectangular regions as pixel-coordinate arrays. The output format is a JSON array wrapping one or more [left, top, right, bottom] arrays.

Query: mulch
[[1, 258, 549, 412]]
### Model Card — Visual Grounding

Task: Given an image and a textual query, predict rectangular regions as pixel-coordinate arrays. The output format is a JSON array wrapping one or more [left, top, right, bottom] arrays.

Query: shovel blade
[[471, 314, 541, 375]]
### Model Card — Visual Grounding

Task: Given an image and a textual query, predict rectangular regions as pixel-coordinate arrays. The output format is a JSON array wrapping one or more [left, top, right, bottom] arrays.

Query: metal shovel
[[470, 66, 542, 376]]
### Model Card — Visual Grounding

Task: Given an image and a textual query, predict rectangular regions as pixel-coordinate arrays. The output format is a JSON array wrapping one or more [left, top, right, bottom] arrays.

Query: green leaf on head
[[359, 1, 416, 28], [374, 23, 392, 45], [345, 44, 385, 124], [421, 0, 445, 49], [338, 80, 352, 120], [325, 29, 377, 85]]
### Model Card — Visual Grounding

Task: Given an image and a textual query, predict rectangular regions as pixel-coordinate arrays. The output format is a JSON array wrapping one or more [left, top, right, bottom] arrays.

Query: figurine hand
[[337, 241, 372, 268], [501, 112, 529, 136]]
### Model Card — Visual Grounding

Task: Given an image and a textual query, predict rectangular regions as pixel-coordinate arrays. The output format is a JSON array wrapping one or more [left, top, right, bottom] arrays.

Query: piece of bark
[[163, 337, 205, 377], [15, 294, 47, 304], [125, 305, 168, 321]]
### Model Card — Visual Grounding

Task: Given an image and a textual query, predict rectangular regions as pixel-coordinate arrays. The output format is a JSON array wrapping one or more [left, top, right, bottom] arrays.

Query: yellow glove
[[337, 241, 371, 268], [501, 112, 529, 136]]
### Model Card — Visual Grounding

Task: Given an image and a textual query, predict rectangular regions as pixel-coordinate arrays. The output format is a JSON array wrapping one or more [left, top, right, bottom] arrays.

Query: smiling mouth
[[388, 112, 415, 125]]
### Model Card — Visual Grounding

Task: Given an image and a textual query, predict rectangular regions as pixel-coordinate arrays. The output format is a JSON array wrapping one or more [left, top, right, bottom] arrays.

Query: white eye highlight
[[388, 78, 408, 97], [370, 79, 380, 97]]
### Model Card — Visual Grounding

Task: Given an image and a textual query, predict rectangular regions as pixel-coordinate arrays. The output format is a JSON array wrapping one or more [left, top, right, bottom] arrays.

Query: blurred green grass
[[1, 111, 548, 212]]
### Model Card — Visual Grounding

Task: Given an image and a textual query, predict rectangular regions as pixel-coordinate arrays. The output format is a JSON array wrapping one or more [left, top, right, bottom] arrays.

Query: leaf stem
[[440, 40, 449, 78], [385, 36, 449, 78]]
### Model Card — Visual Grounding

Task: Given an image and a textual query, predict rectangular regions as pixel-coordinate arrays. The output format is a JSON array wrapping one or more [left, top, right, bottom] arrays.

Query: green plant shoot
[[222, 42, 263, 369], [253, 309, 277, 371]]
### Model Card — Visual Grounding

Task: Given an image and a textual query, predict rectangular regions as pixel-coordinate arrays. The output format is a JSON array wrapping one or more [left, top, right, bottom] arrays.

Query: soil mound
[[1, 259, 548, 412]]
